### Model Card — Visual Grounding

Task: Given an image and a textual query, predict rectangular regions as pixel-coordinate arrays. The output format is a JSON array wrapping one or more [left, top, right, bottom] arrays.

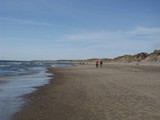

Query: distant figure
[[80, 62, 84, 65], [96, 60, 99, 68], [100, 60, 103, 68]]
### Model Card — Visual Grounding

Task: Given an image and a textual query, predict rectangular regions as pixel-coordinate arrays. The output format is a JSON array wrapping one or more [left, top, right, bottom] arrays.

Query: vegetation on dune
[[111, 50, 160, 63], [31, 50, 160, 64], [81, 50, 160, 64]]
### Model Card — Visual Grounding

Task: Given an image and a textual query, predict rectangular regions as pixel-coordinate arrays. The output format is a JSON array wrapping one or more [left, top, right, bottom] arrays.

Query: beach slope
[[12, 64, 160, 120]]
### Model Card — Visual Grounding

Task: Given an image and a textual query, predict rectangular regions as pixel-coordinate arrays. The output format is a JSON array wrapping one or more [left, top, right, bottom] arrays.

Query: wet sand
[[12, 64, 160, 120], [0, 80, 5, 84], [0, 79, 7, 85]]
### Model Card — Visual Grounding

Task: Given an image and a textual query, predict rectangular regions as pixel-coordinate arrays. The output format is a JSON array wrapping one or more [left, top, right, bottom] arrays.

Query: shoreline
[[0, 68, 51, 120], [12, 64, 160, 120], [0, 80, 6, 84]]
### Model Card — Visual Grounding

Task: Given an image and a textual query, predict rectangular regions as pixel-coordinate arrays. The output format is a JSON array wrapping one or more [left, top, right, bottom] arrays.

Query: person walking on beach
[[96, 60, 99, 68], [100, 60, 103, 68]]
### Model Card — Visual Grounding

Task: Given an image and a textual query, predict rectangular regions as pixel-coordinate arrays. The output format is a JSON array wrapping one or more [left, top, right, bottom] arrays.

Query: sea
[[0, 61, 77, 120]]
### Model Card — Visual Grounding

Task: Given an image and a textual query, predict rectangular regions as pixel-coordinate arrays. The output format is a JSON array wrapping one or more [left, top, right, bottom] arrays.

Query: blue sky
[[0, 0, 160, 60]]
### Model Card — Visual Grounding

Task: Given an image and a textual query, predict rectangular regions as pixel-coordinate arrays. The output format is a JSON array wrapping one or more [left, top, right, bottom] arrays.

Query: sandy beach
[[12, 64, 160, 120]]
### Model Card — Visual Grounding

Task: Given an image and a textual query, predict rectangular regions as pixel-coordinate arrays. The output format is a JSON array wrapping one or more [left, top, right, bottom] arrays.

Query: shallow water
[[0, 61, 78, 120], [0, 67, 52, 120]]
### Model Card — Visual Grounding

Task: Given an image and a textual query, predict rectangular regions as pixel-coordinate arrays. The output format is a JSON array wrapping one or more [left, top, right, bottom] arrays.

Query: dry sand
[[12, 64, 160, 120]]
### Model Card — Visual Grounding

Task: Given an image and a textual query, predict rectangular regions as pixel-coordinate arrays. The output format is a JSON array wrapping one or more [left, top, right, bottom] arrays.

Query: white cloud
[[0, 17, 56, 27], [63, 26, 160, 42], [63, 30, 123, 41], [127, 26, 160, 35], [62, 26, 160, 57]]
